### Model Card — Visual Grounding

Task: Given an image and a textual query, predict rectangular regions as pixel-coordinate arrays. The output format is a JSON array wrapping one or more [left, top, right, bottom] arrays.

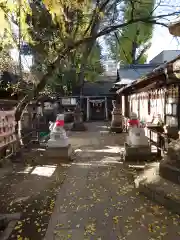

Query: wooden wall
[[123, 88, 166, 123]]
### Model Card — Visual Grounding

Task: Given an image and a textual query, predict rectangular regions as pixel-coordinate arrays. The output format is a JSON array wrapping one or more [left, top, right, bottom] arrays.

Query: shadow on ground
[[0, 152, 70, 240]]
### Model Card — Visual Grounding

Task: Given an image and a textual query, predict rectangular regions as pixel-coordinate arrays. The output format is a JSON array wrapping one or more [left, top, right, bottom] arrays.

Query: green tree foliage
[[0, 0, 179, 120], [26, 0, 104, 94], [85, 42, 104, 82], [45, 42, 104, 95], [108, 0, 155, 64]]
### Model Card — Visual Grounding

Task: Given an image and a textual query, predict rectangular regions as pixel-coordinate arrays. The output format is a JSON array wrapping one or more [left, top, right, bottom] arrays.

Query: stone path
[[44, 122, 180, 240]]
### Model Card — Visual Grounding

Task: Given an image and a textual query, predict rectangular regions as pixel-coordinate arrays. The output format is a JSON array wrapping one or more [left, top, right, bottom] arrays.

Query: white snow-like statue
[[127, 127, 149, 147], [48, 114, 69, 148], [127, 113, 148, 146], [124, 112, 151, 162]]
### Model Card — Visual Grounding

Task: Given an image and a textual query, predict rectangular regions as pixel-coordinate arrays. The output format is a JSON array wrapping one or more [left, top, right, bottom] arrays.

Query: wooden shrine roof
[[117, 55, 180, 95]]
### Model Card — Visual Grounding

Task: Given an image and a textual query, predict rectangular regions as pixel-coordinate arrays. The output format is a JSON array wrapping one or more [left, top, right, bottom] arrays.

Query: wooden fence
[[0, 109, 18, 162], [0, 100, 39, 164]]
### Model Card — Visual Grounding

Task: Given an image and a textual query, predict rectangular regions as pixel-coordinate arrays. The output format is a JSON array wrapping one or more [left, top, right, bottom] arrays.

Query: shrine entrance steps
[[134, 162, 180, 215]]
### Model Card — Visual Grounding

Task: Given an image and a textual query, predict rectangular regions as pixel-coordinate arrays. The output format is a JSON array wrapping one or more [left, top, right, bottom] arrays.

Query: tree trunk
[[78, 12, 101, 108], [14, 0, 104, 122], [78, 41, 96, 107], [15, 65, 55, 122]]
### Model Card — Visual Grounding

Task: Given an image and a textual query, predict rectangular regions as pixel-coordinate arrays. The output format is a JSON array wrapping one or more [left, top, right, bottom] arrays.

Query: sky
[[18, 24, 180, 71], [101, 24, 180, 63], [147, 25, 180, 62], [10, 1, 180, 70]]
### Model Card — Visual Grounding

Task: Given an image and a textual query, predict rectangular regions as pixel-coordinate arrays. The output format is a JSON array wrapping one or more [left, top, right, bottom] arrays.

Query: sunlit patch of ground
[[0, 160, 69, 240], [44, 123, 180, 240], [1, 122, 180, 240]]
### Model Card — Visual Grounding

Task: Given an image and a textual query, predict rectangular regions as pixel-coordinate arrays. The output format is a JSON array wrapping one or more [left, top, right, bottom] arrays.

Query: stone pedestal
[[46, 114, 72, 161], [71, 104, 87, 131], [135, 163, 180, 215], [48, 124, 69, 147], [110, 101, 123, 133], [124, 127, 152, 162], [159, 138, 180, 185], [46, 144, 73, 161], [124, 143, 152, 162]]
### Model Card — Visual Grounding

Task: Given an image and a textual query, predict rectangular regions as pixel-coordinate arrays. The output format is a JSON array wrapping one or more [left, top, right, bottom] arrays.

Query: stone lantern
[[110, 99, 123, 133], [71, 104, 87, 131], [168, 16, 180, 36]]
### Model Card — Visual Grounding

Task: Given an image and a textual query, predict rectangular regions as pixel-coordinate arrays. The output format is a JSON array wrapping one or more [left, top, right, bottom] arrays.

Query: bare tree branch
[[129, 0, 135, 20], [15, 10, 180, 120]]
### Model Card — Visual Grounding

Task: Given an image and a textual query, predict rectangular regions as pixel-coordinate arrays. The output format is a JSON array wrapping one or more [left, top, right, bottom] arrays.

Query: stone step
[[124, 161, 159, 173], [124, 143, 153, 162], [0, 213, 21, 240], [134, 165, 180, 214], [159, 161, 180, 185]]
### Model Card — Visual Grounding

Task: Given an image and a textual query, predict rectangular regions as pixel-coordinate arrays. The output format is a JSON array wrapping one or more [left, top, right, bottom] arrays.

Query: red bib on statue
[[56, 120, 64, 127]]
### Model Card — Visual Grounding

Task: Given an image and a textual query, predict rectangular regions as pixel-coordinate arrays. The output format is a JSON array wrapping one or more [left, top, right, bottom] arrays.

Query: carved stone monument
[[110, 100, 123, 133], [46, 114, 72, 161], [159, 137, 180, 184], [71, 104, 87, 131], [124, 126, 152, 162]]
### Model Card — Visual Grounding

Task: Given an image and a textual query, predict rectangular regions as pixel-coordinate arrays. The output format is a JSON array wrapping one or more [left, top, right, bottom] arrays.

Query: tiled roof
[[83, 81, 115, 96], [117, 64, 158, 82]]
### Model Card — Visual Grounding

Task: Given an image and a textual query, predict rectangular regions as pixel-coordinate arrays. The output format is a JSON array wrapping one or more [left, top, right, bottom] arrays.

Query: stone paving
[[44, 122, 180, 240]]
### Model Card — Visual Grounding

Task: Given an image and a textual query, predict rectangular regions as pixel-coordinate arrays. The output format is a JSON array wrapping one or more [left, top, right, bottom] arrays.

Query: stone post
[[71, 104, 87, 131], [105, 97, 108, 121], [87, 97, 90, 121], [110, 100, 123, 133]]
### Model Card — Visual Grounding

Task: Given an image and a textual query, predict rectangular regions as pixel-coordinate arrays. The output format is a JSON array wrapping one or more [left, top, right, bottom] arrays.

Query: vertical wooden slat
[[177, 85, 180, 130]]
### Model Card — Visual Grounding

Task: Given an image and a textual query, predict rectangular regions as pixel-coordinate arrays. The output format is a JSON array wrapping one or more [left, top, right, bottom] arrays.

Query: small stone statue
[[127, 127, 149, 146], [124, 111, 152, 161], [127, 112, 140, 129], [48, 114, 68, 148], [46, 114, 72, 161]]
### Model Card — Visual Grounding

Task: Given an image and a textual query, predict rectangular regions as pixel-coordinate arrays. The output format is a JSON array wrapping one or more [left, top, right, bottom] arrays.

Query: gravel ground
[[0, 122, 180, 240]]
